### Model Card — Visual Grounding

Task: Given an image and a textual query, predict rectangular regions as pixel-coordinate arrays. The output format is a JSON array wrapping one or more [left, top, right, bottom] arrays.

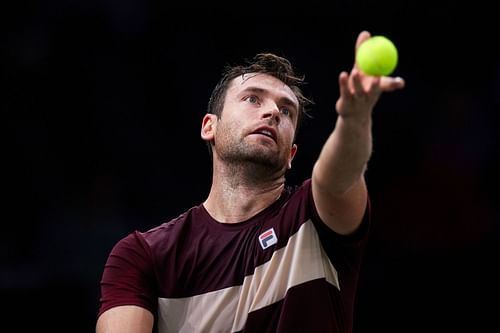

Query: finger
[[338, 71, 350, 97], [355, 31, 371, 51], [351, 69, 364, 96], [380, 76, 405, 92], [368, 76, 381, 95], [353, 31, 371, 70]]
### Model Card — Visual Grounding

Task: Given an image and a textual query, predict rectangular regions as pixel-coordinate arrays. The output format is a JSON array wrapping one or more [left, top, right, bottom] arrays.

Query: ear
[[201, 114, 217, 142], [287, 144, 298, 169]]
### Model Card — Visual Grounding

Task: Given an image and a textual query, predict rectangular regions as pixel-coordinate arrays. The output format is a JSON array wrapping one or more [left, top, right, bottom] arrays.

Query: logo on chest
[[258, 228, 278, 250]]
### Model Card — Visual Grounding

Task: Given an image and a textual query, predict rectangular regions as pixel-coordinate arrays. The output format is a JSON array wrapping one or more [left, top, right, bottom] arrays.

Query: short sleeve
[[97, 231, 157, 318]]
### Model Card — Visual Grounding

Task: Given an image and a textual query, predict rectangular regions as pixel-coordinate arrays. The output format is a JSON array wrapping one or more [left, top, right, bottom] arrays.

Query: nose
[[262, 103, 280, 124]]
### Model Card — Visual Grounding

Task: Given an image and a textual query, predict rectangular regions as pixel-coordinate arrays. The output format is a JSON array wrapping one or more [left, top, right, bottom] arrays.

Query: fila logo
[[258, 228, 278, 250]]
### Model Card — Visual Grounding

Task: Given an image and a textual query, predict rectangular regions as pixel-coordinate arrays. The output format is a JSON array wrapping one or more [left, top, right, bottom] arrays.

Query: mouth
[[251, 126, 277, 142]]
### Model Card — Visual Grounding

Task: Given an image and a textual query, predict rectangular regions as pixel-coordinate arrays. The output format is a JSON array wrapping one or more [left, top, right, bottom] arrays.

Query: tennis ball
[[356, 35, 398, 76]]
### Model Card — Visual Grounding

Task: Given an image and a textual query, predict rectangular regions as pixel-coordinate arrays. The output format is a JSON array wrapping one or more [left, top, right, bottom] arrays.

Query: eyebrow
[[238, 86, 298, 110]]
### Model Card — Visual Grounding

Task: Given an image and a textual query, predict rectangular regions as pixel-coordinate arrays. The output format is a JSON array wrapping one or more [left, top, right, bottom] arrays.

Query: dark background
[[3, 1, 499, 332]]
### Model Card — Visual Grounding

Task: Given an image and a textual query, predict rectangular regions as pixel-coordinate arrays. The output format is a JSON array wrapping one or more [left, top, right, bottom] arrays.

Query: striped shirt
[[98, 178, 370, 332]]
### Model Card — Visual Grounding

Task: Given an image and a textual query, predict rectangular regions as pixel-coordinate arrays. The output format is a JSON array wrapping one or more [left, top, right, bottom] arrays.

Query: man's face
[[211, 73, 299, 172]]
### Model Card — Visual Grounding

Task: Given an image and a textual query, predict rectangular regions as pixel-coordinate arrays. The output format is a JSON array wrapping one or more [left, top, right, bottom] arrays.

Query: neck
[[203, 161, 286, 223]]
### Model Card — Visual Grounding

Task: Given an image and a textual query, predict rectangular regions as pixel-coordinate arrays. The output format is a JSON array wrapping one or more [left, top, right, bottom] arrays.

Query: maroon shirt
[[98, 179, 371, 332]]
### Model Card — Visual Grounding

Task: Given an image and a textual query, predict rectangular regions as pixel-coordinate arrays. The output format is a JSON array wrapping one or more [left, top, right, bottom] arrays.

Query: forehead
[[228, 73, 299, 105]]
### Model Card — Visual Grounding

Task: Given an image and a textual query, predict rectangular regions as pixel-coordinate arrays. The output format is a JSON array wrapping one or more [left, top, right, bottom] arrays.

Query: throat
[[204, 182, 284, 224]]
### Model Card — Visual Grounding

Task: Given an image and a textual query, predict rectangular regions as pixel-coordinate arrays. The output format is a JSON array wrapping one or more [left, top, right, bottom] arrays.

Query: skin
[[312, 30, 405, 234], [96, 305, 154, 333], [201, 72, 299, 222], [95, 30, 405, 333]]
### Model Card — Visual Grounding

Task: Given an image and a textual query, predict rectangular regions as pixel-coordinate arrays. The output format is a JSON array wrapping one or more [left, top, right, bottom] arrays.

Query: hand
[[335, 31, 405, 120]]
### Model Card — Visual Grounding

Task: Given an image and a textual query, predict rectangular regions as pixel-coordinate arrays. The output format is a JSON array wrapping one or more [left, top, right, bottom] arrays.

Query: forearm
[[313, 115, 372, 195], [310, 31, 404, 233]]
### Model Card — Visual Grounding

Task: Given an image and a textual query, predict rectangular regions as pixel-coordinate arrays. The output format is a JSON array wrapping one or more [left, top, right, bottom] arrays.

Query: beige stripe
[[157, 220, 339, 333]]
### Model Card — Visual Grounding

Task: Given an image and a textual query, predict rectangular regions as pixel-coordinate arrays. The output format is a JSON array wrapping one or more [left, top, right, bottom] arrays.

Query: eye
[[280, 107, 290, 116], [245, 95, 259, 104]]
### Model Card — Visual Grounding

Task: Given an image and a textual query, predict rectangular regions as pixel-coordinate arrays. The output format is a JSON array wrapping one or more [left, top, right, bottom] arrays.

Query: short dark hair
[[206, 53, 313, 156]]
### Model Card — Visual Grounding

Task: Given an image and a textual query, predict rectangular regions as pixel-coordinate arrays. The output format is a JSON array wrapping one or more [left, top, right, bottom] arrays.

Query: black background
[[3, 1, 499, 332]]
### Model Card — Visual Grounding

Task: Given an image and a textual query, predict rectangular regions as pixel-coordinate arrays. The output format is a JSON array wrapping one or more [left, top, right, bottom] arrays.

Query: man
[[96, 30, 405, 332]]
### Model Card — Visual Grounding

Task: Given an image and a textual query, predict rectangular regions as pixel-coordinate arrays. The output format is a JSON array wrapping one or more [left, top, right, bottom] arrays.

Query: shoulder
[[284, 178, 371, 244], [265, 179, 316, 233], [281, 178, 313, 203], [136, 204, 207, 249]]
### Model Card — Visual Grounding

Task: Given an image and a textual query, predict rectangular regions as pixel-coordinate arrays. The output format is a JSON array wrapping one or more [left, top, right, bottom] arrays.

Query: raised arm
[[312, 30, 405, 235], [96, 305, 154, 333]]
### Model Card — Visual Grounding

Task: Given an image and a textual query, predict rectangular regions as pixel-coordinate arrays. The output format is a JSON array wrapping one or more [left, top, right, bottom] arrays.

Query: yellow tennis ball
[[356, 35, 398, 76]]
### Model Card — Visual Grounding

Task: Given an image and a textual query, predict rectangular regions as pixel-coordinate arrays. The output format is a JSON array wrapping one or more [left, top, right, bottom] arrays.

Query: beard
[[215, 134, 288, 178]]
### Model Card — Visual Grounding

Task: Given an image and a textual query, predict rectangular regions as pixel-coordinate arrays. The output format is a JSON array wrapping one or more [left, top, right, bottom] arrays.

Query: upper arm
[[97, 232, 157, 332], [311, 175, 368, 235], [96, 305, 154, 333]]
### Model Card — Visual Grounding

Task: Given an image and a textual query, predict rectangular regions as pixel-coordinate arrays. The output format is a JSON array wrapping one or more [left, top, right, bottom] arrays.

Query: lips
[[251, 126, 277, 142]]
